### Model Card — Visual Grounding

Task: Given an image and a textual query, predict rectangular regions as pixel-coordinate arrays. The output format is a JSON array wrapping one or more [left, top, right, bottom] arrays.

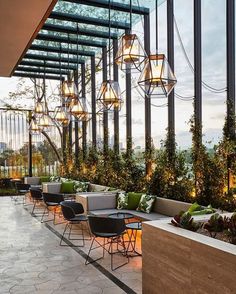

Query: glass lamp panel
[[54, 106, 71, 127], [61, 80, 78, 98], [97, 80, 122, 111], [34, 101, 45, 114], [138, 54, 177, 98], [70, 97, 89, 121], [29, 119, 42, 135], [38, 114, 52, 131], [115, 34, 146, 73]]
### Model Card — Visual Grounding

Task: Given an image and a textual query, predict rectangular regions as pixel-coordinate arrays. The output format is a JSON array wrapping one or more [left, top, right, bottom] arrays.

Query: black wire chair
[[30, 188, 43, 215], [85, 216, 129, 271], [60, 201, 90, 247], [14, 183, 30, 204], [41, 193, 64, 224]]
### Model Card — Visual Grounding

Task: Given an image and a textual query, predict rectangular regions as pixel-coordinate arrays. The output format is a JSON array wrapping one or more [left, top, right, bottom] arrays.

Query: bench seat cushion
[[89, 209, 168, 221]]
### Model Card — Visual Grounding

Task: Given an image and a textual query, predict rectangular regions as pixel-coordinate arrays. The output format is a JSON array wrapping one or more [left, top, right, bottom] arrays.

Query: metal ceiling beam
[[42, 23, 118, 39], [20, 60, 77, 70], [62, 0, 149, 15], [16, 66, 68, 76], [24, 53, 85, 64], [13, 72, 62, 81], [36, 33, 106, 48], [49, 11, 129, 30], [30, 44, 95, 57]]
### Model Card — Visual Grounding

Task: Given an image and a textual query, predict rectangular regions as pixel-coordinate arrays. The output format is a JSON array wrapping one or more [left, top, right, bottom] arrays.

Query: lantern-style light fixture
[[29, 118, 42, 135], [54, 105, 70, 127], [34, 100, 45, 115], [61, 78, 78, 99], [138, 0, 177, 97], [97, 80, 122, 111], [70, 97, 89, 121], [38, 113, 53, 131], [115, 0, 146, 72], [97, 0, 123, 111]]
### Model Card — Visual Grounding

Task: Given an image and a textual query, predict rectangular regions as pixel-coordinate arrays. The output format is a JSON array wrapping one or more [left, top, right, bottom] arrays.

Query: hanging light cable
[[70, 23, 89, 120], [115, 0, 146, 72], [54, 44, 71, 127], [138, 0, 177, 98], [97, 0, 123, 111], [61, 34, 77, 99]]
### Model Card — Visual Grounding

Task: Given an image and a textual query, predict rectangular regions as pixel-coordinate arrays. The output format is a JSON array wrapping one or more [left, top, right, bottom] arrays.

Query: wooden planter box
[[142, 216, 236, 294]]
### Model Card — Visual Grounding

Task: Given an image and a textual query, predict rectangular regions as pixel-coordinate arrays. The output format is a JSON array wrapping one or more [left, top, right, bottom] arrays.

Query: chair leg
[[60, 222, 69, 246], [40, 206, 47, 223], [31, 200, 36, 215]]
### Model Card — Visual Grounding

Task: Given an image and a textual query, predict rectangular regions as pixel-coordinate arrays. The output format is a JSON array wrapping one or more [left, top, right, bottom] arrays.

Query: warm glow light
[[104, 87, 117, 103], [38, 115, 50, 128], [62, 80, 77, 98], [152, 64, 162, 83], [123, 44, 139, 63], [34, 101, 44, 114], [71, 103, 83, 115], [55, 111, 67, 122]]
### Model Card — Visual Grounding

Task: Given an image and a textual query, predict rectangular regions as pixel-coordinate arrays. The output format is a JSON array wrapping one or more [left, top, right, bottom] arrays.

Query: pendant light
[[97, 0, 122, 111], [61, 34, 77, 99], [54, 44, 71, 128], [34, 100, 45, 115], [115, 0, 146, 72], [29, 117, 42, 135], [138, 0, 177, 97], [70, 23, 89, 120]]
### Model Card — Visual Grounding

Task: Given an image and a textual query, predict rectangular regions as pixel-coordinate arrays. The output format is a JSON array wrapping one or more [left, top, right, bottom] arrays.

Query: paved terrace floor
[[0, 197, 142, 294]]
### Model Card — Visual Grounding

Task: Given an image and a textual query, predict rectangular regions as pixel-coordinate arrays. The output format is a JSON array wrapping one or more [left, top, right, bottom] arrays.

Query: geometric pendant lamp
[[138, 54, 177, 97]]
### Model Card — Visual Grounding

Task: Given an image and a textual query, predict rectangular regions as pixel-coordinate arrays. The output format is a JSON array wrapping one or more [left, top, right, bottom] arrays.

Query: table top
[[126, 222, 142, 230], [108, 212, 134, 220]]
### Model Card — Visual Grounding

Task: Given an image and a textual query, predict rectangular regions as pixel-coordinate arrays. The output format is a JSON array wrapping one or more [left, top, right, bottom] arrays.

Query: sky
[[0, 0, 232, 150]]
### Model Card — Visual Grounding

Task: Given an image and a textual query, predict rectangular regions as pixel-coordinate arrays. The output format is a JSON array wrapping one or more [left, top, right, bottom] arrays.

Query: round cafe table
[[108, 212, 134, 221], [126, 222, 142, 257]]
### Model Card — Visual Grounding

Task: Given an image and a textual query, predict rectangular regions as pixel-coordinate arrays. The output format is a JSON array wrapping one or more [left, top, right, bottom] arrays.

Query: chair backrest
[[42, 193, 64, 204], [60, 202, 76, 221], [88, 216, 126, 236], [30, 188, 42, 200], [16, 183, 30, 192], [60, 201, 84, 214]]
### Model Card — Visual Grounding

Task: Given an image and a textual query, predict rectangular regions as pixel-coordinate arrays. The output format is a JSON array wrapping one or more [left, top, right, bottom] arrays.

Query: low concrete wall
[[142, 215, 236, 294]]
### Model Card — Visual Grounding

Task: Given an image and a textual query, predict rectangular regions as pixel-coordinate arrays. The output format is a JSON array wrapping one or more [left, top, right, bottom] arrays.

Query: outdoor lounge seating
[[14, 183, 30, 204], [85, 215, 129, 271], [76, 193, 193, 221]]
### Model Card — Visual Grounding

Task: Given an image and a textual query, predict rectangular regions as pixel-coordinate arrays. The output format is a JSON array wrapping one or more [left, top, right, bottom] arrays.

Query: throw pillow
[[60, 181, 75, 194], [49, 176, 60, 182], [74, 181, 89, 193], [116, 192, 128, 210], [136, 194, 156, 213], [188, 202, 202, 214], [127, 192, 143, 210]]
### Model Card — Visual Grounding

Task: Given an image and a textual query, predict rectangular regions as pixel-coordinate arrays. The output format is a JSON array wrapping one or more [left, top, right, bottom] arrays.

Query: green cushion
[[117, 192, 128, 210], [39, 176, 50, 184], [136, 194, 156, 213], [60, 181, 75, 194], [127, 192, 143, 210]]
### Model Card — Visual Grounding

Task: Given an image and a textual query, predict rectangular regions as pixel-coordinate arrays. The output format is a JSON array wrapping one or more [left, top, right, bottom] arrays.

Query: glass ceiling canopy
[[14, 0, 166, 79]]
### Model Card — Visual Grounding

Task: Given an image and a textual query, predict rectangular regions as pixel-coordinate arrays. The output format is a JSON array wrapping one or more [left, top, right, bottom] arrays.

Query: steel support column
[[74, 69, 79, 167], [144, 14, 151, 174], [102, 47, 108, 153], [125, 30, 132, 151], [194, 0, 202, 141], [113, 38, 119, 154], [28, 111, 33, 177], [226, 0, 235, 139], [81, 63, 87, 158], [167, 0, 175, 160], [91, 56, 97, 147]]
